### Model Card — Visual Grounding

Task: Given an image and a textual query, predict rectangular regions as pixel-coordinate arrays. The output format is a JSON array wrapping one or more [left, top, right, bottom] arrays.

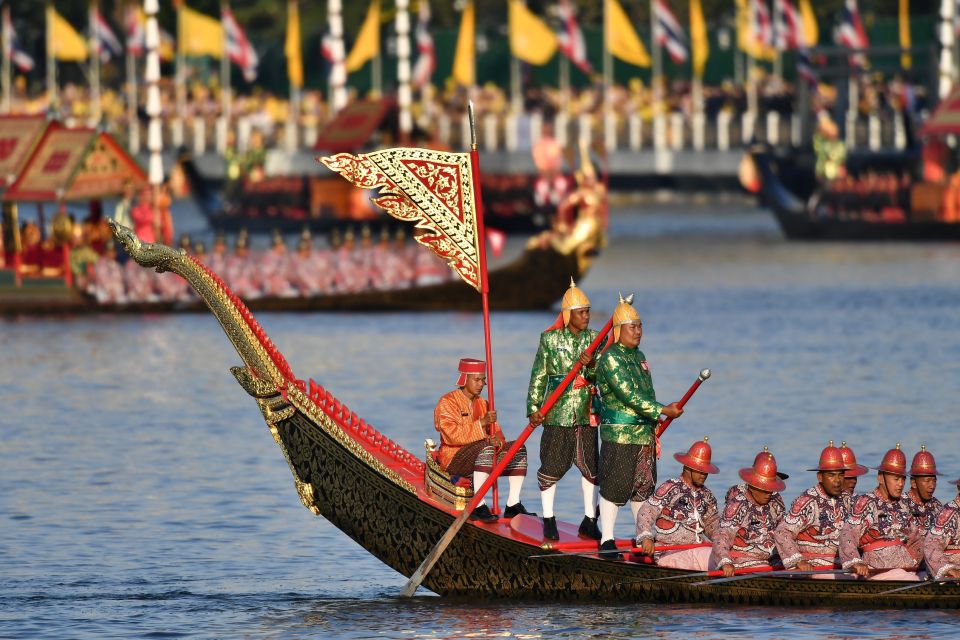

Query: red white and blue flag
[[91, 7, 123, 62], [556, 0, 592, 74], [653, 0, 688, 64], [3, 10, 34, 72], [125, 7, 145, 56], [412, 0, 435, 88], [837, 0, 868, 67], [223, 5, 258, 82], [772, 0, 801, 51], [750, 0, 773, 51]]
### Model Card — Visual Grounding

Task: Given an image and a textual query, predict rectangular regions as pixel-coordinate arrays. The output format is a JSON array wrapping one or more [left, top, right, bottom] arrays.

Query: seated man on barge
[[434, 358, 531, 523], [906, 445, 943, 533], [923, 476, 960, 580], [772, 441, 849, 579], [635, 437, 720, 570], [839, 444, 923, 581], [711, 448, 786, 577], [838, 441, 869, 512]]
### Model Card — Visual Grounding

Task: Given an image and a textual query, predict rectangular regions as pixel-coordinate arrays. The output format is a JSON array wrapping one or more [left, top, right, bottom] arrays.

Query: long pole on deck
[[125, 4, 139, 154], [46, 2, 58, 110], [1, 4, 10, 114], [399, 306, 623, 598], [466, 100, 498, 514], [144, 0, 163, 244], [89, 0, 102, 126]]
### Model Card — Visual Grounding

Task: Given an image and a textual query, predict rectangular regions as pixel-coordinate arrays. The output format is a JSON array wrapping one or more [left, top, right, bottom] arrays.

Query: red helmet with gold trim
[[910, 445, 940, 477], [753, 447, 789, 480], [838, 441, 869, 478], [874, 443, 907, 476], [808, 440, 849, 472], [673, 437, 720, 475], [739, 447, 786, 493]]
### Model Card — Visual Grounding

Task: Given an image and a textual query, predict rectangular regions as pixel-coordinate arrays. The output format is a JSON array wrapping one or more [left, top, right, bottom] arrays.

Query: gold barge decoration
[[110, 220, 960, 607]]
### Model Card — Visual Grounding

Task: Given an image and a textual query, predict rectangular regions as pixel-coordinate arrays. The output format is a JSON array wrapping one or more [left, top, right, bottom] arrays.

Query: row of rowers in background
[[84, 226, 455, 305], [624, 438, 956, 582]]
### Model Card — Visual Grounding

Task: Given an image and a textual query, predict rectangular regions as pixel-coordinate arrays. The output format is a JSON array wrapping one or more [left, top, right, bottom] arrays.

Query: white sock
[[473, 471, 489, 506], [507, 475, 523, 506], [630, 499, 642, 523], [599, 497, 619, 542], [540, 484, 557, 518], [582, 477, 597, 518]]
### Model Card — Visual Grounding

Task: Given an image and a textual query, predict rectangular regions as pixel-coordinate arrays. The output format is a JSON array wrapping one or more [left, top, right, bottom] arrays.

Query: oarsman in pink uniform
[[838, 441, 869, 512], [334, 228, 368, 293], [773, 442, 849, 579], [635, 437, 720, 570], [711, 449, 787, 576], [923, 477, 960, 580], [260, 230, 296, 298], [906, 445, 943, 533], [124, 252, 158, 302], [840, 444, 923, 581], [224, 232, 259, 300], [724, 448, 787, 516], [89, 240, 127, 304], [206, 232, 229, 276]]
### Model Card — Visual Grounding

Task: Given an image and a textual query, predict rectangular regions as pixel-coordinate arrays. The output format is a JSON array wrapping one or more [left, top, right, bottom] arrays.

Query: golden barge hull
[[109, 220, 960, 607]]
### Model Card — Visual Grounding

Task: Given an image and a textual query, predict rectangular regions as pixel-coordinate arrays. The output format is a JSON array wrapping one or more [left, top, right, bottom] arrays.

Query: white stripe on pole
[[396, 0, 412, 137], [329, 0, 348, 113]]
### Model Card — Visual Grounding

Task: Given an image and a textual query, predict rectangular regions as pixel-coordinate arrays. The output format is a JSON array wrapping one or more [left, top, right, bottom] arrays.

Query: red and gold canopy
[[0, 115, 49, 190]]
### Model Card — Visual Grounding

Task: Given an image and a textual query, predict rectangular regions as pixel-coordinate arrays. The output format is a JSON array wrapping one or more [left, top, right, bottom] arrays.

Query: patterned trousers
[[447, 440, 528, 479], [598, 441, 656, 506], [537, 424, 598, 491]]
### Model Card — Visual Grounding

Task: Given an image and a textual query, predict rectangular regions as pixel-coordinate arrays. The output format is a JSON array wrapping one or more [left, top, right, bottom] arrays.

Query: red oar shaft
[[655, 368, 711, 438]]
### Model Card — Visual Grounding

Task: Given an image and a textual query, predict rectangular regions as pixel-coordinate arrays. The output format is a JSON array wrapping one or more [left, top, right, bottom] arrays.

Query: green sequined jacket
[[596, 343, 664, 445], [526, 327, 600, 426]]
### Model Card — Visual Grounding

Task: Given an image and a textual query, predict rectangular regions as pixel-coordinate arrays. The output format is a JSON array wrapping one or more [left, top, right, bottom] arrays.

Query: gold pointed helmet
[[612, 292, 640, 342], [560, 277, 590, 326]]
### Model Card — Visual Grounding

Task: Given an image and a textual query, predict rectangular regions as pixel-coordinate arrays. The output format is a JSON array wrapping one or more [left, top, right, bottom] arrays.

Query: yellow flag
[[451, 1, 475, 86], [899, 0, 911, 69], [508, 0, 557, 65], [690, 0, 708, 78], [605, 0, 650, 68], [179, 5, 223, 58], [346, 0, 381, 73], [48, 7, 88, 61], [736, 0, 774, 61], [285, 0, 303, 88], [798, 0, 819, 48]]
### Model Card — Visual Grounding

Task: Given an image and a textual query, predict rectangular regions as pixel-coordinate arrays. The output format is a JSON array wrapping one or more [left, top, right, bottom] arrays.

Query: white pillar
[[692, 112, 705, 151], [766, 111, 779, 146], [555, 112, 569, 148], [215, 117, 228, 154], [741, 111, 755, 146], [460, 112, 471, 149], [328, 0, 348, 113], [483, 113, 498, 150], [437, 111, 450, 148], [868, 114, 881, 150], [940, 0, 957, 99], [504, 113, 518, 151], [669, 112, 684, 151], [237, 117, 251, 153], [791, 113, 802, 147], [894, 113, 907, 150], [577, 113, 592, 148], [717, 111, 731, 151], [529, 111, 542, 147], [628, 114, 642, 150], [192, 117, 206, 155]]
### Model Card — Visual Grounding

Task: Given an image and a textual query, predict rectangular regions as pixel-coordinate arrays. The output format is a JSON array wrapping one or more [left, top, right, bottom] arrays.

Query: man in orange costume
[[434, 358, 531, 522]]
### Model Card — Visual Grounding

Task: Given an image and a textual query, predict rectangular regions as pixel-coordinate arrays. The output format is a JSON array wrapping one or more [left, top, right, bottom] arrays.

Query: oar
[[691, 568, 850, 586], [655, 368, 711, 438], [615, 564, 777, 587], [399, 303, 624, 597], [876, 576, 960, 596], [528, 542, 711, 560]]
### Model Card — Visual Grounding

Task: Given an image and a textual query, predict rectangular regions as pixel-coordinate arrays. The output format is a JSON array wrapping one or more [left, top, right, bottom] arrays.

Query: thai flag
[[837, 0, 868, 67], [321, 26, 335, 63], [125, 6, 144, 56], [797, 47, 817, 86], [773, 0, 800, 51], [556, 0, 592, 74], [223, 5, 258, 82], [750, 0, 773, 51], [653, 0, 688, 64], [3, 10, 34, 72], [91, 7, 123, 62], [411, 0, 435, 88]]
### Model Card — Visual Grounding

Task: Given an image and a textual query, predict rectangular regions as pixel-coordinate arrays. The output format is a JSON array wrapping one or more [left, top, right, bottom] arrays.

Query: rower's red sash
[[863, 539, 904, 552], [945, 548, 960, 554]]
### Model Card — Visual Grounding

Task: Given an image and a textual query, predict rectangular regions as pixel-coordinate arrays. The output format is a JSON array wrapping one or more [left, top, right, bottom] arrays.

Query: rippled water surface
[[3, 201, 960, 638]]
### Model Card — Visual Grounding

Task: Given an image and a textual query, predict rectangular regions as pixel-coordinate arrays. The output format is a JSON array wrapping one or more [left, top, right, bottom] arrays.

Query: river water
[[3, 201, 960, 638]]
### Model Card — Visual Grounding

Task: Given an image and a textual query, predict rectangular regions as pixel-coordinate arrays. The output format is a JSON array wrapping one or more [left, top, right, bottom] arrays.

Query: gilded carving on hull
[[295, 479, 320, 515], [230, 366, 278, 398]]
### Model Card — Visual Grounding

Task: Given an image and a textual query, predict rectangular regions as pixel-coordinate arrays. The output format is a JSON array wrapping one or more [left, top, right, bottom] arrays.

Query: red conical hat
[[455, 358, 486, 387], [808, 440, 849, 472], [875, 443, 907, 476], [839, 441, 869, 478], [673, 436, 720, 474], [753, 447, 789, 480], [910, 445, 940, 477], [739, 447, 786, 493]]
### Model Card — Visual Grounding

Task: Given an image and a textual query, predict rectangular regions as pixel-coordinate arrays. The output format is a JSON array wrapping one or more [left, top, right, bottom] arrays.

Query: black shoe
[[503, 502, 534, 518], [542, 516, 560, 540], [578, 515, 601, 540], [469, 504, 498, 523], [599, 539, 621, 560]]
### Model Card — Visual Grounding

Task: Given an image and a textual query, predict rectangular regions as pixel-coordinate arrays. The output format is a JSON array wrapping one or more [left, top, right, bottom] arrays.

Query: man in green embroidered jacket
[[595, 295, 683, 555], [527, 279, 603, 541]]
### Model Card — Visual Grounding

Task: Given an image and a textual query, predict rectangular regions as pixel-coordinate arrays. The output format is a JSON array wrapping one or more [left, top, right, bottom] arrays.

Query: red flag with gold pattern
[[319, 148, 483, 292]]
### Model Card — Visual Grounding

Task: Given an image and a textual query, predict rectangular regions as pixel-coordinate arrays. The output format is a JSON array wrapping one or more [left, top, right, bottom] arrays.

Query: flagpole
[[46, 2, 58, 110], [220, 2, 231, 126], [396, 0, 412, 143], [651, 1, 665, 151], [90, 0, 102, 125], [145, 0, 164, 247], [329, 0, 348, 114], [174, 0, 185, 147], [603, 1, 613, 150], [126, 5, 139, 153], [467, 100, 498, 514], [1, 4, 10, 114]]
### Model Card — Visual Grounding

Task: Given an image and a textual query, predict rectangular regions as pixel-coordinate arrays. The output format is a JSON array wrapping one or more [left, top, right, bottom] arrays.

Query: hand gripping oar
[[654, 368, 711, 439], [876, 576, 960, 596], [399, 304, 623, 597]]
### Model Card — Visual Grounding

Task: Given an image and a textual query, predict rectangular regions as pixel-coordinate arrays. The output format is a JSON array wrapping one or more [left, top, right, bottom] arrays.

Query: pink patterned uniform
[[636, 478, 718, 570], [711, 486, 784, 570], [839, 490, 922, 579], [773, 485, 846, 569], [89, 256, 126, 304], [906, 490, 943, 533], [923, 498, 960, 579]]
